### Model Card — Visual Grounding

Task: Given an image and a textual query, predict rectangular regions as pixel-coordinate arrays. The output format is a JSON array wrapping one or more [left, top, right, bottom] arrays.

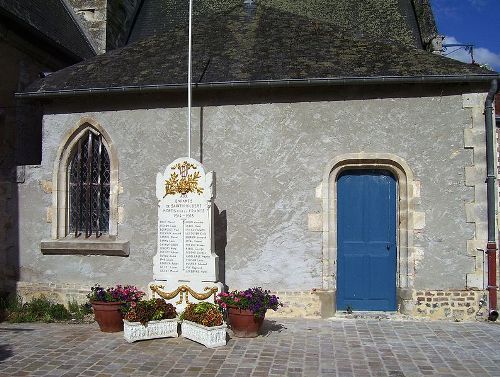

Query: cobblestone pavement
[[1, 318, 500, 377]]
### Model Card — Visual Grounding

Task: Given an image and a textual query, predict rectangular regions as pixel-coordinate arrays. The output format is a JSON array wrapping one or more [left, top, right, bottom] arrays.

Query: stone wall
[[15, 281, 91, 305], [67, 0, 107, 53], [412, 289, 486, 321], [67, 0, 142, 53], [268, 291, 322, 318], [11, 86, 492, 319]]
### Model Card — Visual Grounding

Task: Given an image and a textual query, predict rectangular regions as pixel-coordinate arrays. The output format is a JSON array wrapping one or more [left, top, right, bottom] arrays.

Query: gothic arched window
[[68, 130, 110, 237]]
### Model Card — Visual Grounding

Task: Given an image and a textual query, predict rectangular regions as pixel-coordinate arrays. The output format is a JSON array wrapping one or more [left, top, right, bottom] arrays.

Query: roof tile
[[26, 4, 495, 95]]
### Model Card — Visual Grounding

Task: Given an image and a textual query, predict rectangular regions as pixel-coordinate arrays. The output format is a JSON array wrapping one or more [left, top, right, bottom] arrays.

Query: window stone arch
[[41, 117, 128, 256]]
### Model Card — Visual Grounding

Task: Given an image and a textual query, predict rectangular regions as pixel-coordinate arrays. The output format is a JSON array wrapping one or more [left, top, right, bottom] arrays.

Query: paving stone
[[2, 320, 500, 376]]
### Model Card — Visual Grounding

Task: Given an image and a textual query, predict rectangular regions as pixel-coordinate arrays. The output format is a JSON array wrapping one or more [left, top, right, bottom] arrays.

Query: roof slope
[[25, 4, 495, 96], [0, 0, 95, 60], [129, 0, 425, 48]]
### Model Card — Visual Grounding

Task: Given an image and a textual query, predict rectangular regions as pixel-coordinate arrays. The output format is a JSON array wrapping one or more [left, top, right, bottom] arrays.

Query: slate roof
[[128, 0, 428, 48], [23, 4, 496, 96], [0, 0, 95, 60]]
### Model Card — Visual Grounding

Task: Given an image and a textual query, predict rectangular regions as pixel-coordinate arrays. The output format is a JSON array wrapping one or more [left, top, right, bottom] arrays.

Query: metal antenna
[[442, 43, 475, 64]]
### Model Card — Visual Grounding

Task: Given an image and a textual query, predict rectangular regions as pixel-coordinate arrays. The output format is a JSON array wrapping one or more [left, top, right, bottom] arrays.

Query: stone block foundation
[[267, 291, 324, 318], [410, 289, 487, 321], [14, 281, 91, 305], [8, 282, 492, 321]]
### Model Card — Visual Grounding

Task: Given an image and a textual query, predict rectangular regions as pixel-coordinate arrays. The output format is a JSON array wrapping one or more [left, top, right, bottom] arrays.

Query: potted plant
[[180, 302, 227, 348], [87, 284, 145, 332], [216, 287, 282, 337], [123, 298, 178, 342]]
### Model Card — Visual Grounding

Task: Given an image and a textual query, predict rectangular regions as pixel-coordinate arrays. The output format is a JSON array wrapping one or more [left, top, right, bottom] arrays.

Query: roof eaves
[[16, 74, 500, 99]]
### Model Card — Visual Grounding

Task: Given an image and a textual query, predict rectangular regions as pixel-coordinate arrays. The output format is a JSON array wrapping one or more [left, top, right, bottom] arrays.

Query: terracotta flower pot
[[227, 307, 264, 338], [91, 301, 124, 332]]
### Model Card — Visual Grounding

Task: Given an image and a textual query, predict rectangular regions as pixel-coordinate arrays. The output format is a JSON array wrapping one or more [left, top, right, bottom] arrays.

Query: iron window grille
[[68, 130, 110, 237]]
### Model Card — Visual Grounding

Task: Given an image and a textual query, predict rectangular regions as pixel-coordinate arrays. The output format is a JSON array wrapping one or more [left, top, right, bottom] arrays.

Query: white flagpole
[[187, 0, 193, 158]]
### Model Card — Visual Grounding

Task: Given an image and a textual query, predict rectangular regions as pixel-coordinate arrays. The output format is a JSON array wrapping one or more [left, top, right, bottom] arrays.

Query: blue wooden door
[[337, 169, 397, 311]]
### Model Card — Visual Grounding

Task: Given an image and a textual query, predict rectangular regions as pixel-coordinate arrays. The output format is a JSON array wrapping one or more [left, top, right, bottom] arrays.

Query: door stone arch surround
[[321, 153, 416, 312]]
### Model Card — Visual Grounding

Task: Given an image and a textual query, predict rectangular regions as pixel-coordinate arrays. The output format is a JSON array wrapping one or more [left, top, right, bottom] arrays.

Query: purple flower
[[215, 286, 283, 318]]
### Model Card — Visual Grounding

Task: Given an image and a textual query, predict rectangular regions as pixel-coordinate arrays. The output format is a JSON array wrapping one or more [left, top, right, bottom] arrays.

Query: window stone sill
[[40, 236, 129, 256]]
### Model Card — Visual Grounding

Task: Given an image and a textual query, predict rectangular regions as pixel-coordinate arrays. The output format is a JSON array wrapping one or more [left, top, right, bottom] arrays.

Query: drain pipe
[[485, 78, 499, 321]]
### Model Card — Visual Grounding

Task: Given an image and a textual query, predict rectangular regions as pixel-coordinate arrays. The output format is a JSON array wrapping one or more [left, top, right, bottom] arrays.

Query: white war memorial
[[150, 157, 222, 310]]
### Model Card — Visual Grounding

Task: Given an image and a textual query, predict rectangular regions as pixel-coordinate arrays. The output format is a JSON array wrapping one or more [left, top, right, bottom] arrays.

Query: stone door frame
[[321, 153, 416, 310]]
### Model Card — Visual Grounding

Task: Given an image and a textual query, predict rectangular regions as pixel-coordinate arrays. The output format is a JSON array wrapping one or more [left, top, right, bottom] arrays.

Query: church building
[[2, 0, 499, 320]]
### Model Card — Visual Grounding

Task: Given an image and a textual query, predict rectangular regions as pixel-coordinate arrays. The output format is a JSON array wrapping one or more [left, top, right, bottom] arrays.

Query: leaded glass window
[[68, 130, 110, 237]]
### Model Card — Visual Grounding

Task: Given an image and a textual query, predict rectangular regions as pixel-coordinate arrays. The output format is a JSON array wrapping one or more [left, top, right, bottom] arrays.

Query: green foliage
[[4, 295, 73, 323], [180, 302, 223, 327], [124, 298, 177, 325], [25, 296, 53, 319], [2, 295, 32, 322], [48, 304, 71, 320], [192, 301, 215, 314], [0, 294, 23, 314], [67, 299, 92, 320]]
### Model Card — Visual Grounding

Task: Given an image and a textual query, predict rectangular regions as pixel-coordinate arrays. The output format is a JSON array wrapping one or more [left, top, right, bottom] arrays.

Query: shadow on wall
[[0, 105, 23, 303], [214, 206, 227, 287], [0, 99, 42, 302]]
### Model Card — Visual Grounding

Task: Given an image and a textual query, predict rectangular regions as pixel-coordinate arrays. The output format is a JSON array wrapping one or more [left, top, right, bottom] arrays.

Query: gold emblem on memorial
[[164, 161, 204, 196]]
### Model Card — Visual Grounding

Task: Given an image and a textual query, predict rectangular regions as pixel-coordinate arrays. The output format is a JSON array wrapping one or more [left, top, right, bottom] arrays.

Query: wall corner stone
[[39, 180, 53, 194], [46, 207, 53, 223], [118, 207, 124, 224], [315, 182, 322, 199], [413, 212, 425, 230], [308, 213, 322, 232], [462, 93, 488, 289]]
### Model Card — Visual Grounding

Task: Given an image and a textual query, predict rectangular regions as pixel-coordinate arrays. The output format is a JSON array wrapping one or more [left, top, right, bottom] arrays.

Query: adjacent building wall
[[67, 0, 142, 53], [0, 31, 69, 297], [12, 88, 490, 319]]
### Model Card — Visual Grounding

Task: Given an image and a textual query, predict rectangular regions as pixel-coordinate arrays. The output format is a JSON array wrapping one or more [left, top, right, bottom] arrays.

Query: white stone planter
[[123, 318, 179, 343], [181, 320, 227, 348]]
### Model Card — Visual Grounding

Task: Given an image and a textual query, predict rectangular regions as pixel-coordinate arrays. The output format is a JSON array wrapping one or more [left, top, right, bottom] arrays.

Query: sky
[[431, 0, 500, 72]]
